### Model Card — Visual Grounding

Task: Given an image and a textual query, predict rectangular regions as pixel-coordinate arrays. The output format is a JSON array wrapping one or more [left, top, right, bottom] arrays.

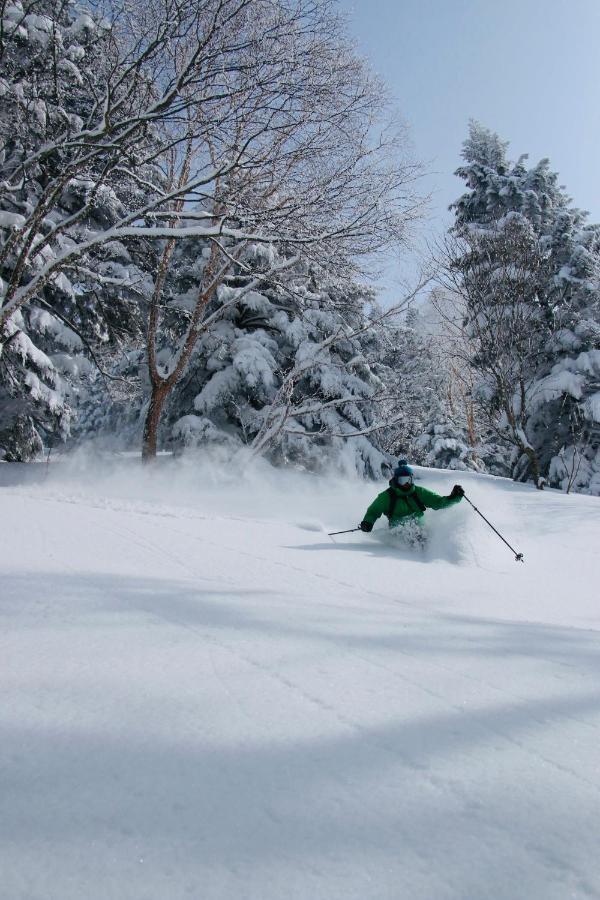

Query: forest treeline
[[1, 1, 598, 493]]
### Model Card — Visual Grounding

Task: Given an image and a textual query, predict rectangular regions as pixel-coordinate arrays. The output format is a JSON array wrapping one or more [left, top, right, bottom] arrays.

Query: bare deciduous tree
[[133, 0, 424, 458], [0, 0, 423, 459]]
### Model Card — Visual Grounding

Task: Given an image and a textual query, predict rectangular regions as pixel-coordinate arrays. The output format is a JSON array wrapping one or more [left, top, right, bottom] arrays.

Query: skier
[[359, 460, 464, 539]]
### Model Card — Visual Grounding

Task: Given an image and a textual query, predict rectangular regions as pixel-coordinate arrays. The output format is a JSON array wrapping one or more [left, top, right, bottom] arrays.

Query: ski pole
[[327, 527, 361, 537], [463, 494, 524, 563]]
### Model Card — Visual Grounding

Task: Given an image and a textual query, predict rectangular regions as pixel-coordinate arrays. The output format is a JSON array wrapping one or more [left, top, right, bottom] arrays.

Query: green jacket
[[363, 483, 461, 528]]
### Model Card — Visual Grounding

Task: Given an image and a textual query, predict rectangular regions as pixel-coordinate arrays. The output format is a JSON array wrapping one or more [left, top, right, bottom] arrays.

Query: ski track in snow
[[1, 462, 600, 899]]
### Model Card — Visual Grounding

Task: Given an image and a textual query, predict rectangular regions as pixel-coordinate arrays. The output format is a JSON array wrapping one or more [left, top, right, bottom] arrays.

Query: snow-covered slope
[[1, 458, 600, 900]]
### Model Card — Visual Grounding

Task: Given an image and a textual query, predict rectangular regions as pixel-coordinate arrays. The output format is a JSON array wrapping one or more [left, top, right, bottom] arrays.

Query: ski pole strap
[[463, 494, 524, 563], [327, 527, 361, 536]]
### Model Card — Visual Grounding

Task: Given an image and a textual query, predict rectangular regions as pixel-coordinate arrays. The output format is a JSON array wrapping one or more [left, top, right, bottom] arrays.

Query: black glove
[[359, 520, 373, 532], [449, 484, 464, 499]]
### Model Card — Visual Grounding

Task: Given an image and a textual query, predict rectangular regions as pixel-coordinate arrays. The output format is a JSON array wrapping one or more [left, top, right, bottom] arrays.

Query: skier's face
[[396, 475, 413, 491]]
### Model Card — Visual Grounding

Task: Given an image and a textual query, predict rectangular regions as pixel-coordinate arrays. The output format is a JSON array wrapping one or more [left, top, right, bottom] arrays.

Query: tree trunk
[[522, 445, 543, 488], [465, 400, 477, 447], [142, 381, 170, 462]]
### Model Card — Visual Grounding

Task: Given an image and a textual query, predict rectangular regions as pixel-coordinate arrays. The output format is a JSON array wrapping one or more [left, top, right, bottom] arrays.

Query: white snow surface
[[1, 456, 600, 900]]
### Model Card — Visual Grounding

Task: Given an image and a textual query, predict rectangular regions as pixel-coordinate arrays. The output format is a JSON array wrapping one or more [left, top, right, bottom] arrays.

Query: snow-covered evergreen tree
[[449, 121, 600, 493], [0, 0, 151, 458], [529, 218, 600, 491], [156, 244, 392, 478], [0, 1, 89, 456]]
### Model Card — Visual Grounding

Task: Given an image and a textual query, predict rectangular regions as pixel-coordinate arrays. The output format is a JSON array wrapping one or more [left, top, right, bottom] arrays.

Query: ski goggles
[[396, 474, 413, 486]]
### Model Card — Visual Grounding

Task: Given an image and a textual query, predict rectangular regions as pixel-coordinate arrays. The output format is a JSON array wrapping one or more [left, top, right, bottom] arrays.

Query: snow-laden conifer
[[445, 121, 600, 493], [0, 1, 149, 457], [158, 244, 395, 477]]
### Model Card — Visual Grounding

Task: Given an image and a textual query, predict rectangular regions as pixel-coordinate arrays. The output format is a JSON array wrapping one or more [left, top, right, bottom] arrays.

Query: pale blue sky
[[338, 0, 600, 297]]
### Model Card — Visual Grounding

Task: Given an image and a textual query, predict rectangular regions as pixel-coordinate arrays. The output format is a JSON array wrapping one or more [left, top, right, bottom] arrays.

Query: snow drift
[[1, 455, 600, 899]]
